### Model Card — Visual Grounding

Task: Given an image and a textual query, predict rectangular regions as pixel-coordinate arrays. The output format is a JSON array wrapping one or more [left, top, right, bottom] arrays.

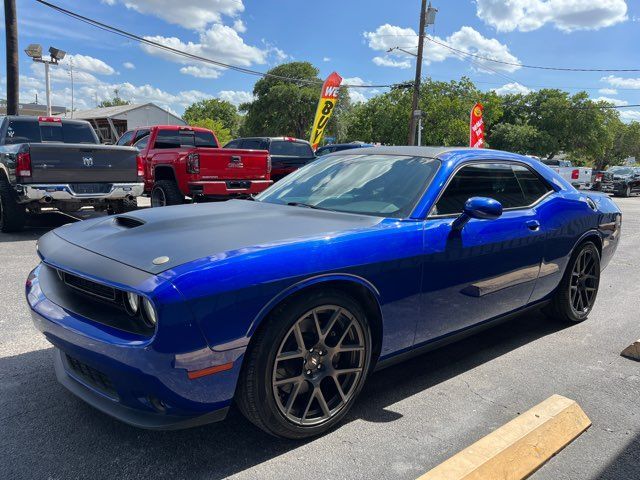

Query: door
[[414, 162, 553, 345]]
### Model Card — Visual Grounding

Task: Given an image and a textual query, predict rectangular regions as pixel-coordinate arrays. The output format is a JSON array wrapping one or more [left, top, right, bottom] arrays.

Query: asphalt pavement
[[1, 197, 638, 480]]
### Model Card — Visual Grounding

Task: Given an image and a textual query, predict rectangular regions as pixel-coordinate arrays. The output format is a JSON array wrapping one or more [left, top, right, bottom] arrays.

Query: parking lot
[[1, 196, 638, 480]]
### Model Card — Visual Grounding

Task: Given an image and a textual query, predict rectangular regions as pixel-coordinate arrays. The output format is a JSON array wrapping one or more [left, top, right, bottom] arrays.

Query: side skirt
[[373, 300, 550, 372]]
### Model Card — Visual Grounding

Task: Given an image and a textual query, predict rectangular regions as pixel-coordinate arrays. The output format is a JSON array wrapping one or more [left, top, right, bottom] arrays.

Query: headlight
[[142, 298, 157, 327], [125, 292, 140, 315]]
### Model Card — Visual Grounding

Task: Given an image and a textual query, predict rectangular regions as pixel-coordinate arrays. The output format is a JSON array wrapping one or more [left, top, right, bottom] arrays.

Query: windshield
[[256, 154, 440, 218]]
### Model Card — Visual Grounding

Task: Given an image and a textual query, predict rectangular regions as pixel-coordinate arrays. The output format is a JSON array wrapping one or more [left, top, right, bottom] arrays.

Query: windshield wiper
[[287, 202, 327, 211]]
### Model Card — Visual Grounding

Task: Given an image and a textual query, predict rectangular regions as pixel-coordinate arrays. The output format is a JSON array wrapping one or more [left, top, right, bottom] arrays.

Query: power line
[[35, 0, 397, 89], [424, 36, 640, 73]]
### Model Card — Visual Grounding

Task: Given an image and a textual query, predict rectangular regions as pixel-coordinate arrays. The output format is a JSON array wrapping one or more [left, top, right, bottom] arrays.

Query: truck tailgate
[[26, 143, 138, 183], [197, 148, 270, 180]]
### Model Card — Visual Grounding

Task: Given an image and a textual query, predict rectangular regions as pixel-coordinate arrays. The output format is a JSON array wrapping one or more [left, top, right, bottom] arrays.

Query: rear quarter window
[[270, 141, 313, 157]]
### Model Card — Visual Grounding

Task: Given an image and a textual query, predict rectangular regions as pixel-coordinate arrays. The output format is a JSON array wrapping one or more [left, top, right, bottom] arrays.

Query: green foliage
[[98, 89, 130, 108], [240, 62, 321, 139], [183, 98, 240, 136], [189, 118, 232, 146]]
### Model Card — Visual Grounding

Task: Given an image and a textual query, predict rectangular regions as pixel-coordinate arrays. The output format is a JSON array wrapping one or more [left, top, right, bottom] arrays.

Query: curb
[[417, 394, 591, 480]]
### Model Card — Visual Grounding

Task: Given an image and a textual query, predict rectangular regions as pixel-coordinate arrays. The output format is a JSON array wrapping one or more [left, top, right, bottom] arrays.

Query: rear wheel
[[107, 197, 138, 215], [237, 289, 372, 439], [0, 175, 26, 233], [623, 185, 631, 197], [546, 241, 600, 323], [151, 180, 184, 207]]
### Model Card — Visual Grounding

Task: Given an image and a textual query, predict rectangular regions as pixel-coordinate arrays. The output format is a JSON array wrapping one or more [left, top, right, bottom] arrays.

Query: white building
[[72, 103, 185, 144]]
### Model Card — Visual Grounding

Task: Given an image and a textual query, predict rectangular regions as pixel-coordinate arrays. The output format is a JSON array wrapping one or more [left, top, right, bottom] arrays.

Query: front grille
[[61, 271, 116, 301], [65, 353, 117, 398]]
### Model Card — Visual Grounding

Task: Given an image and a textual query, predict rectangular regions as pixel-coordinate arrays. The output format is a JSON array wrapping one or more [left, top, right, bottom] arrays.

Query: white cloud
[[232, 19, 246, 33], [62, 54, 115, 76], [323, 57, 331, 62], [142, 24, 267, 70], [593, 96, 628, 105], [180, 65, 223, 79], [29, 62, 100, 85], [342, 77, 369, 103], [105, 0, 245, 30], [493, 82, 532, 95], [364, 24, 521, 73], [123, 62, 135, 70], [620, 110, 640, 122], [599, 88, 617, 95], [218, 90, 254, 105], [372, 56, 411, 69], [476, 0, 628, 33], [601, 75, 640, 89]]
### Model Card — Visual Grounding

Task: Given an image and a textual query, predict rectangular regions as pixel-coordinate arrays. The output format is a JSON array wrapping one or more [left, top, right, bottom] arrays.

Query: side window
[[116, 130, 134, 146], [133, 135, 149, 151], [512, 164, 552, 205], [435, 163, 525, 215], [133, 129, 150, 144]]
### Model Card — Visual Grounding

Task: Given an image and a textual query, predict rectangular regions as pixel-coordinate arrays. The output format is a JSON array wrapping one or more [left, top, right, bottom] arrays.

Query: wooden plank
[[417, 394, 591, 480]]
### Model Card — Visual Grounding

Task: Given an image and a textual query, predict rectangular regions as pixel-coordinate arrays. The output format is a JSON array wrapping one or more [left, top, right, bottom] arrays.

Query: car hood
[[52, 200, 383, 274]]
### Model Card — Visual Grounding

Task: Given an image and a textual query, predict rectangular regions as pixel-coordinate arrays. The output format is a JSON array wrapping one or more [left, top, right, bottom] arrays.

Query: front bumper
[[600, 183, 625, 194], [18, 182, 144, 202], [26, 254, 240, 430]]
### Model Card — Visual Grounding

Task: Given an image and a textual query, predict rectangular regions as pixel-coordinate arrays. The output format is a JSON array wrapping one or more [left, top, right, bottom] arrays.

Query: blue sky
[[2, 0, 639, 121]]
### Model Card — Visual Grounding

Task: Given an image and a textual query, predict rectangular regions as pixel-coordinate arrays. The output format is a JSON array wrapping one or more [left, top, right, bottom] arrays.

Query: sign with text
[[469, 102, 485, 148], [310, 72, 342, 150]]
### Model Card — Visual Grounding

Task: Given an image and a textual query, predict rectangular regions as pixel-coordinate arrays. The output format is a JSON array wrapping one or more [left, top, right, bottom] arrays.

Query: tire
[[151, 180, 184, 207], [107, 197, 138, 215], [237, 289, 372, 439], [623, 185, 631, 198], [0, 175, 26, 233], [546, 241, 600, 323]]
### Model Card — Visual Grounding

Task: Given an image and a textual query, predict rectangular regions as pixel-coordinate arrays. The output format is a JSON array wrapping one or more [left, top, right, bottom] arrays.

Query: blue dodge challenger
[[27, 147, 621, 439]]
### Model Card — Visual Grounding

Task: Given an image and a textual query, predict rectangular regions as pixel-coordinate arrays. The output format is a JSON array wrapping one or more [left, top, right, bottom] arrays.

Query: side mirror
[[452, 196, 503, 230]]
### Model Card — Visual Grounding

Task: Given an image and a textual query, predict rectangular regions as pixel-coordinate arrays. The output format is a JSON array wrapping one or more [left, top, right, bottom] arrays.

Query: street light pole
[[24, 44, 66, 117], [44, 61, 51, 116]]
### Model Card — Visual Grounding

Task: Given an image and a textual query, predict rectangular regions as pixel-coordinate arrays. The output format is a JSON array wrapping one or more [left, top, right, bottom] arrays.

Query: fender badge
[[152, 256, 170, 265]]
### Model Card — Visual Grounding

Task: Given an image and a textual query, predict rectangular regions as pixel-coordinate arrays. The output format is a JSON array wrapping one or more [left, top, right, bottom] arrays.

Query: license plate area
[[70, 183, 112, 194]]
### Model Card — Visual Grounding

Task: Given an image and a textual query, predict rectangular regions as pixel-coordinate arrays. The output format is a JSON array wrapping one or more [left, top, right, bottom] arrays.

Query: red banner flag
[[469, 103, 485, 148]]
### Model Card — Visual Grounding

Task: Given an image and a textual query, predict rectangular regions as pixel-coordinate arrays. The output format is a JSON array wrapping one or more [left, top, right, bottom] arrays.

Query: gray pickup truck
[[0, 116, 143, 232]]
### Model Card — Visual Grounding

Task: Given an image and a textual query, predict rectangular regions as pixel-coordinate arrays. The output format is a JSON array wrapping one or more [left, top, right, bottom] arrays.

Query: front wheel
[[237, 290, 372, 439], [546, 241, 600, 323], [623, 185, 631, 197]]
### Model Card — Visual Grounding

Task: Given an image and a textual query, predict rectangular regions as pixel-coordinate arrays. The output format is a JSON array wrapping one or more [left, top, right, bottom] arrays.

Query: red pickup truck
[[117, 125, 271, 206]]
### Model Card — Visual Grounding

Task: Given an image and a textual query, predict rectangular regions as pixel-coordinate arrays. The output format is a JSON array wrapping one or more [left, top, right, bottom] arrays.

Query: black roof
[[2, 115, 90, 125]]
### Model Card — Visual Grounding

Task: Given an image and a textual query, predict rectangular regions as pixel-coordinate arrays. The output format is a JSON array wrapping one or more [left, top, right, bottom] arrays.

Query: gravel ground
[[1, 197, 638, 480]]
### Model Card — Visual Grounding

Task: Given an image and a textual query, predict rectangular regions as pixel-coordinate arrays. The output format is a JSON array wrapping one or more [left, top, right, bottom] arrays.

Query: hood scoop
[[113, 216, 146, 229]]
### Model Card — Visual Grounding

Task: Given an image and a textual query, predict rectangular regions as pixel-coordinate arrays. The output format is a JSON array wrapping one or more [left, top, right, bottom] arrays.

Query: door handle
[[526, 220, 540, 231]]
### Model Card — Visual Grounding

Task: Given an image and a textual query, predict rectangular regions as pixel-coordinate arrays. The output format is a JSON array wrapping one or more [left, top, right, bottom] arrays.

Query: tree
[[183, 98, 240, 135], [240, 62, 321, 138], [189, 118, 232, 146], [98, 89, 130, 108]]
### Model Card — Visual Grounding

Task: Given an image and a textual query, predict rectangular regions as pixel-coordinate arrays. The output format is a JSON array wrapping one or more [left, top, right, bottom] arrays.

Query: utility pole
[[4, 0, 19, 115], [407, 1, 437, 145]]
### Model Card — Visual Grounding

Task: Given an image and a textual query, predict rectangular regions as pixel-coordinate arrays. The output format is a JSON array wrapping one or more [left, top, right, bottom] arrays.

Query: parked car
[[540, 158, 592, 189], [0, 115, 142, 232], [224, 137, 315, 182], [27, 147, 620, 438], [117, 125, 271, 206], [598, 166, 640, 197], [315, 142, 373, 156]]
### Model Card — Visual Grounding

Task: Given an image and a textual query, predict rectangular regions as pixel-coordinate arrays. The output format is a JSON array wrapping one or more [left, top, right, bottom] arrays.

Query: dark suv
[[600, 166, 640, 197], [225, 137, 315, 182]]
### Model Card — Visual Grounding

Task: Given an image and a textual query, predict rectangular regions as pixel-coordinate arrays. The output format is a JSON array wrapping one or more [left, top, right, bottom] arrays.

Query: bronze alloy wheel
[[271, 305, 366, 426]]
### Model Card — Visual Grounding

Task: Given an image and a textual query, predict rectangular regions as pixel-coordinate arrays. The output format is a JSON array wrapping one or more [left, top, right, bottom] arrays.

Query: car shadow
[[0, 212, 78, 243], [2, 309, 569, 479]]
